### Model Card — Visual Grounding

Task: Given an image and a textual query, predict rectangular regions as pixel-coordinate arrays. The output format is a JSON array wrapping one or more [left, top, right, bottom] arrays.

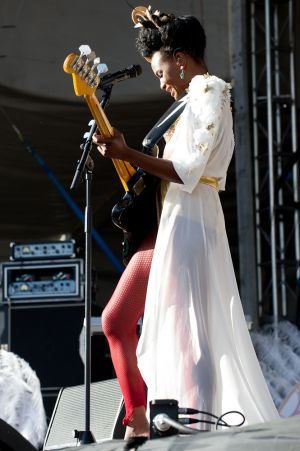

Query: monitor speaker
[[0, 418, 36, 451], [43, 378, 125, 450]]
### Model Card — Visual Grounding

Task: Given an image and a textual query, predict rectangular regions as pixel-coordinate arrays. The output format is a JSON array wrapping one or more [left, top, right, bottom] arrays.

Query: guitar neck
[[85, 93, 136, 191]]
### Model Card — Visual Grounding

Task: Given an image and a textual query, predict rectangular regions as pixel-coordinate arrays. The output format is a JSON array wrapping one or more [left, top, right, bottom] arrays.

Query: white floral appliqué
[[188, 75, 232, 155]]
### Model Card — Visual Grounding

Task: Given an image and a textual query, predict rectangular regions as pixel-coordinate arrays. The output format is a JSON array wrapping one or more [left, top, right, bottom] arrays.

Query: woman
[[93, 6, 279, 438]]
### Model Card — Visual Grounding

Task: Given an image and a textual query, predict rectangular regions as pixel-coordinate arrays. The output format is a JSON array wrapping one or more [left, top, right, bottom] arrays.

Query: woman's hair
[[135, 12, 206, 62]]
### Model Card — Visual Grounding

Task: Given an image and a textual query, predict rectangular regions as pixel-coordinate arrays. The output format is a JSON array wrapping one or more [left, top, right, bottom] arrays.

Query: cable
[[153, 414, 199, 435], [179, 407, 245, 429], [178, 407, 202, 415], [216, 411, 246, 430]]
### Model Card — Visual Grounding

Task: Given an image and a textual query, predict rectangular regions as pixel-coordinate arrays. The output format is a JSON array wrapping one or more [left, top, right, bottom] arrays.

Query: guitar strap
[[142, 92, 188, 157]]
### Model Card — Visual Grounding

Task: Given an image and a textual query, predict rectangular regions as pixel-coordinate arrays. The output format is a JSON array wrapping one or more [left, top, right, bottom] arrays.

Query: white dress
[[137, 74, 279, 428]]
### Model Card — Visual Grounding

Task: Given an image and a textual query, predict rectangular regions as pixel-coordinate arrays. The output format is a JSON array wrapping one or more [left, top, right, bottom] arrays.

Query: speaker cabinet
[[43, 379, 125, 450], [6, 302, 115, 423], [8, 302, 85, 389]]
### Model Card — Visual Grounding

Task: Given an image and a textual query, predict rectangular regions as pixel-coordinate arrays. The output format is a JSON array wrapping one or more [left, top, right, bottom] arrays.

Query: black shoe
[[124, 436, 148, 450]]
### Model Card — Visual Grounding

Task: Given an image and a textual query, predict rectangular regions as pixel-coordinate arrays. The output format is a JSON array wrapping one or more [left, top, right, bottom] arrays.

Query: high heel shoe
[[124, 436, 148, 450]]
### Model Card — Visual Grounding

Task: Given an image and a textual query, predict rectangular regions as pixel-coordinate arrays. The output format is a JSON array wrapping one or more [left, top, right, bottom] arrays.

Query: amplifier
[[1, 259, 84, 303], [10, 240, 76, 261]]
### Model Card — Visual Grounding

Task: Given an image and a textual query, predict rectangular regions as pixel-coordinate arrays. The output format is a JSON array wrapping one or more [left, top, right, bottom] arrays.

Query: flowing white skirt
[[137, 183, 279, 429]]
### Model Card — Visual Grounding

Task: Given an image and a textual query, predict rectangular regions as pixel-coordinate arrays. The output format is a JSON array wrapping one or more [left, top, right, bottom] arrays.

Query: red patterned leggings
[[101, 230, 156, 425]]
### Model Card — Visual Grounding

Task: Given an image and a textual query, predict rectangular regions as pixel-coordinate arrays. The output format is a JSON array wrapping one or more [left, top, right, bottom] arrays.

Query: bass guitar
[[63, 45, 158, 265]]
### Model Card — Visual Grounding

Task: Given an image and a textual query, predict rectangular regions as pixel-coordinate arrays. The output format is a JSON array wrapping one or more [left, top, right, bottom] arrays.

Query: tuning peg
[[86, 51, 96, 62], [97, 63, 108, 75], [83, 132, 90, 139], [87, 57, 101, 84], [79, 44, 92, 56], [91, 57, 100, 72], [82, 57, 101, 87]]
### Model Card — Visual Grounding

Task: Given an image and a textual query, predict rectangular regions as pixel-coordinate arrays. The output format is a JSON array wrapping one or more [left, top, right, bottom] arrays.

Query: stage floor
[[55, 415, 300, 451]]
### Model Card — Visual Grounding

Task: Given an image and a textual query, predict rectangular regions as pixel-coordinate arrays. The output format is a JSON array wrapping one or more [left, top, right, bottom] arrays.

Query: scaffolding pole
[[250, 0, 299, 324], [231, 0, 259, 326]]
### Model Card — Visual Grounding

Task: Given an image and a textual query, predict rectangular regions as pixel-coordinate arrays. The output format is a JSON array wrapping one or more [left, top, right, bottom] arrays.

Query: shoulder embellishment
[[187, 75, 232, 156]]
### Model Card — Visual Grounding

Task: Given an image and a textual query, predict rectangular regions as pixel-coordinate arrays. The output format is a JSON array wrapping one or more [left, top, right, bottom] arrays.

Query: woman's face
[[151, 50, 187, 100]]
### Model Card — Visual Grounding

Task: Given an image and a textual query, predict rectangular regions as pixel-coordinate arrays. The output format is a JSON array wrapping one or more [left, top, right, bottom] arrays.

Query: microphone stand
[[70, 85, 113, 445]]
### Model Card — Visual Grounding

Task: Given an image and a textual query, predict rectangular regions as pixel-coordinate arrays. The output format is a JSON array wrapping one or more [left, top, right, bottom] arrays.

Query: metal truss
[[250, 0, 299, 324]]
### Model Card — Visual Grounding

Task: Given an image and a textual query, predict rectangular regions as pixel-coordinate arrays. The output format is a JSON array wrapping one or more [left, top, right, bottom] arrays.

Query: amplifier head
[[2, 259, 84, 303], [10, 240, 76, 261]]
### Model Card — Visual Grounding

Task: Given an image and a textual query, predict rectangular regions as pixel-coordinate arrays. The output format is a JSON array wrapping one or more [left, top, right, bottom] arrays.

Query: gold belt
[[200, 176, 220, 191]]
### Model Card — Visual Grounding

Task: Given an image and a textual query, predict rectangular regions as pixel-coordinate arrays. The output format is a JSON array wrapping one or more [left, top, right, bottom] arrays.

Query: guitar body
[[111, 169, 158, 265], [111, 95, 189, 265]]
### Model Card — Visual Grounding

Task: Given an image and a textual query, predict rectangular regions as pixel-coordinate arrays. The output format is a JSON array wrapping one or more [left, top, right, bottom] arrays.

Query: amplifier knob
[[20, 283, 30, 291]]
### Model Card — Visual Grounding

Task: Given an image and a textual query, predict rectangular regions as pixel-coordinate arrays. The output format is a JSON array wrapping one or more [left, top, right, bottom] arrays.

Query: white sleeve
[[171, 75, 231, 193]]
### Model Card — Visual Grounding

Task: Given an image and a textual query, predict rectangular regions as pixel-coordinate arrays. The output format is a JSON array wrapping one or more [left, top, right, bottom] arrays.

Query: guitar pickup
[[131, 175, 146, 196]]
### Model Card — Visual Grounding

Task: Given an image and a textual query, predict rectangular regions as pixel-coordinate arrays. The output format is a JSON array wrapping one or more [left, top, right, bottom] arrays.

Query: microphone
[[98, 64, 142, 89]]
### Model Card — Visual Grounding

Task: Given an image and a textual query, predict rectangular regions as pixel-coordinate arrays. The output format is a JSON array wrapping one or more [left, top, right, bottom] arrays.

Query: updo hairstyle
[[135, 9, 206, 62]]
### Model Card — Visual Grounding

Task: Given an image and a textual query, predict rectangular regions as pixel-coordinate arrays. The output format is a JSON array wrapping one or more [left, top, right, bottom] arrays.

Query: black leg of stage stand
[[73, 164, 96, 445], [71, 136, 96, 444], [84, 167, 96, 444]]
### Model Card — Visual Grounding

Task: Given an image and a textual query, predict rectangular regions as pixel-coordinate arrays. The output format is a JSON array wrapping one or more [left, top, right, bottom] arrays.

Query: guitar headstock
[[63, 45, 108, 97]]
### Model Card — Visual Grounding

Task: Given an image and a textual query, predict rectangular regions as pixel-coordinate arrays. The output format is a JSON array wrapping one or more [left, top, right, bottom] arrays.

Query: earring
[[180, 66, 185, 80]]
